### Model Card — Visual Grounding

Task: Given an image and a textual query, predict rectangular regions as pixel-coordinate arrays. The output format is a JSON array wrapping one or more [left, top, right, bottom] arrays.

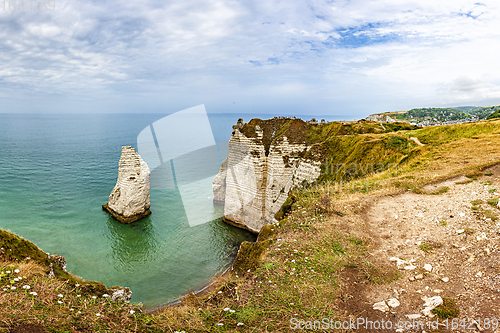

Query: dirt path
[[339, 165, 500, 332], [410, 137, 424, 146]]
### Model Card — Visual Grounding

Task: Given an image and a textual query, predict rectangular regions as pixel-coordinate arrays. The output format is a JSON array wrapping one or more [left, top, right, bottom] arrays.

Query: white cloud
[[0, 0, 499, 114]]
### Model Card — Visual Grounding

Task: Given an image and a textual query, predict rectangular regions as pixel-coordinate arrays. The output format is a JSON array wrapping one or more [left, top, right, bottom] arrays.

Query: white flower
[[6, 271, 10, 274], [96, 313, 101, 317], [223, 307, 230, 311], [92, 296, 97, 299], [217, 291, 222, 294], [29, 291, 37, 296], [216, 323, 223, 326], [10, 286, 16, 290], [102, 294, 110, 298], [22, 285, 30, 289], [229, 309, 235, 313], [77, 295, 81, 297], [130, 310, 135, 314], [75, 284, 80, 287], [13, 278, 19, 282], [18, 276, 22, 280], [58, 294, 64, 298], [70, 308, 74, 311], [77, 311, 81, 314], [57, 300, 63, 304], [2, 288, 6, 291], [14, 269, 20, 274], [237, 322, 244, 326]]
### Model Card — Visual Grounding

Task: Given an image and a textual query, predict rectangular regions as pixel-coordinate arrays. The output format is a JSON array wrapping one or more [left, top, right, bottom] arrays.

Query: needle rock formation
[[103, 146, 151, 223]]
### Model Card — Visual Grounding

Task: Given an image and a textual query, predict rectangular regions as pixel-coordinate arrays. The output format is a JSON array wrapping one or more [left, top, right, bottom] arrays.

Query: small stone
[[415, 274, 424, 280], [406, 314, 422, 319], [404, 265, 417, 270], [459, 213, 465, 217], [373, 301, 389, 312], [387, 298, 400, 308], [476, 233, 487, 241], [476, 272, 483, 277], [457, 229, 465, 234], [409, 276, 415, 281], [484, 248, 491, 255], [441, 277, 449, 282], [424, 264, 432, 272], [434, 289, 443, 293]]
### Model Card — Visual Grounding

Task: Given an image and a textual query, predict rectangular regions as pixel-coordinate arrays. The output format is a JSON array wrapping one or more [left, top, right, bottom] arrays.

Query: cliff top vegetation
[[1, 117, 500, 332]]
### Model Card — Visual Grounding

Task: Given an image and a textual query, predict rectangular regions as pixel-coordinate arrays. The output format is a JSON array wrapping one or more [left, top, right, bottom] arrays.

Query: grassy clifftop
[[1, 117, 500, 332]]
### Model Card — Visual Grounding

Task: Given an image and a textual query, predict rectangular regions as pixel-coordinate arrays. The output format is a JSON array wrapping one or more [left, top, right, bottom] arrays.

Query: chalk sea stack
[[103, 146, 151, 223]]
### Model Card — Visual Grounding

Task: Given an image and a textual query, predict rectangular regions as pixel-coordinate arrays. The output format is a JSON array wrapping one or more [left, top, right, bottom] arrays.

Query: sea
[[0, 112, 345, 308]]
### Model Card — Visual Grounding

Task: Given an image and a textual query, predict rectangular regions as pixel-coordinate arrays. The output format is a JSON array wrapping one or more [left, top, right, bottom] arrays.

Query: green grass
[[439, 220, 447, 226], [487, 198, 499, 207], [471, 199, 484, 205], [432, 298, 460, 319], [419, 242, 433, 253]]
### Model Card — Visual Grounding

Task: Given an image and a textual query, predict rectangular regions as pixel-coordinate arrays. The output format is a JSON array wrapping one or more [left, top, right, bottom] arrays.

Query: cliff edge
[[213, 119, 322, 233]]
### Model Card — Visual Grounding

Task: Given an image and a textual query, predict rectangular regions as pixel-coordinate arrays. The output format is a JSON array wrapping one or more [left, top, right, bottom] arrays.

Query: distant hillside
[[488, 109, 500, 119], [392, 105, 500, 124]]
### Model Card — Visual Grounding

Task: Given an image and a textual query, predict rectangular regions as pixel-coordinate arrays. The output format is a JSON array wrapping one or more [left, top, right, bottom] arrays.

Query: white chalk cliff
[[213, 120, 321, 233], [103, 146, 151, 223]]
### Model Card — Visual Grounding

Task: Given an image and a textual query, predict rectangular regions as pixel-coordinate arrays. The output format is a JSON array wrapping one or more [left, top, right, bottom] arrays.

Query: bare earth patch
[[339, 165, 500, 332]]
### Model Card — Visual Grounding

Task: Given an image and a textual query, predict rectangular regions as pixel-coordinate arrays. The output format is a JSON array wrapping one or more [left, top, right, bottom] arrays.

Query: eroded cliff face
[[103, 146, 151, 224], [213, 120, 321, 233]]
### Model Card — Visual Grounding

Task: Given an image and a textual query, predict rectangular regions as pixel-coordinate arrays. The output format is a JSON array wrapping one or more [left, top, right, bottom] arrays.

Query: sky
[[1, 0, 500, 118]]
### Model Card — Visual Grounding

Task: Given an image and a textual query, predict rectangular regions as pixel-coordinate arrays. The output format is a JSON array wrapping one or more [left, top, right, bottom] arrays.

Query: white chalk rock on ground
[[373, 301, 389, 312], [421, 296, 443, 317], [387, 298, 400, 308], [103, 146, 151, 223]]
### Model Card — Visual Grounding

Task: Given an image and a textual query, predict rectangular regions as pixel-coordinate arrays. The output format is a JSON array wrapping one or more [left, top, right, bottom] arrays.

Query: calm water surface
[[0, 112, 343, 308]]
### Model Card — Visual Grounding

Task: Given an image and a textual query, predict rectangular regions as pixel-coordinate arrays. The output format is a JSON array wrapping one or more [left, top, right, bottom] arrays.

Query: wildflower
[[57, 300, 63, 304], [6, 271, 11, 274], [75, 284, 80, 287], [229, 309, 235, 313], [22, 285, 30, 289], [77, 294, 81, 297], [216, 323, 223, 326], [13, 278, 19, 282], [26, 257, 31, 260], [70, 308, 74, 311], [96, 313, 101, 317], [29, 291, 37, 296], [2, 288, 6, 291], [18, 276, 22, 280], [223, 307, 230, 311], [58, 294, 64, 298], [130, 310, 135, 314], [77, 311, 81, 314], [11, 287, 16, 290], [14, 269, 20, 273], [217, 291, 222, 294], [102, 293, 110, 298], [237, 322, 244, 326], [92, 296, 97, 299]]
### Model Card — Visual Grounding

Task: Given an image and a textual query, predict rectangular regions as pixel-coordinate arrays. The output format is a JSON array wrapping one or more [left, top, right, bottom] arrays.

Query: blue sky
[[1, 0, 499, 118]]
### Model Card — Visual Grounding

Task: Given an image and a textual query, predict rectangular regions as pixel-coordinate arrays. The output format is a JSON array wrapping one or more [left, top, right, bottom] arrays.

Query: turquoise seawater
[[0, 112, 344, 308], [0, 113, 259, 308]]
